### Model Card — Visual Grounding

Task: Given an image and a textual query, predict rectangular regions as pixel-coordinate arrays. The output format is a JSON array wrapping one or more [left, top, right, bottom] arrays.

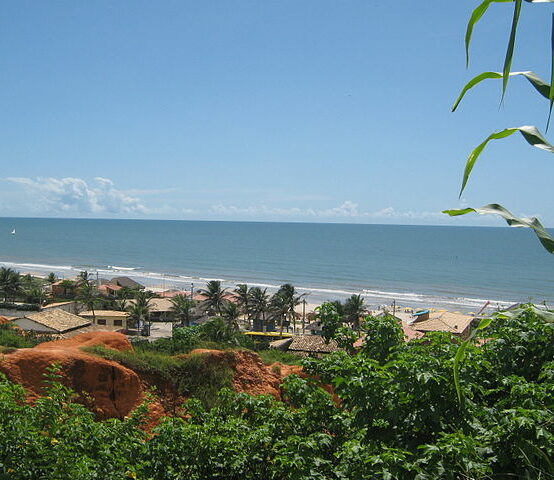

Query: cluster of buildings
[[3, 272, 479, 355]]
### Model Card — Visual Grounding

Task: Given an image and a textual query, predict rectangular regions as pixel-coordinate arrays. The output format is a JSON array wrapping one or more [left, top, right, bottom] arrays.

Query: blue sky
[[1, 1, 553, 225]]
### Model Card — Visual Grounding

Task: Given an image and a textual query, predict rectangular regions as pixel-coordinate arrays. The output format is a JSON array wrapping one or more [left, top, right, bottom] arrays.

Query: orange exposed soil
[[0, 332, 307, 421], [0, 332, 144, 419]]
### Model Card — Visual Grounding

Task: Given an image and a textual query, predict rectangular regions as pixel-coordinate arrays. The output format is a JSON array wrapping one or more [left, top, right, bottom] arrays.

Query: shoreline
[[0, 259, 517, 314]]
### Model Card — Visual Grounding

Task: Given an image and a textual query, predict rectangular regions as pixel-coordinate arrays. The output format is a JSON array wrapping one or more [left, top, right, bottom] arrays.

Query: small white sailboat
[[10, 228, 15, 235]]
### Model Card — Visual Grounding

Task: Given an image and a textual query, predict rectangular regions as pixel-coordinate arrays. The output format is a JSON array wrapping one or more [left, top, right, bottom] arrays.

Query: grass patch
[[257, 349, 303, 366], [84, 345, 233, 408], [0, 324, 47, 349]]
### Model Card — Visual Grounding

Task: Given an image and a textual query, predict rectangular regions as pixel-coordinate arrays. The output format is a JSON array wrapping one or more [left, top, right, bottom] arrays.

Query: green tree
[[221, 302, 241, 332], [199, 280, 227, 316], [170, 294, 196, 327], [275, 284, 305, 334], [46, 272, 57, 284], [25, 286, 47, 306], [0, 268, 22, 303], [127, 290, 153, 331], [361, 314, 404, 363], [77, 280, 99, 323], [248, 287, 270, 332], [343, 294, 366, 332], [269, 292, 289, 334], [234, 284, 250, 325]]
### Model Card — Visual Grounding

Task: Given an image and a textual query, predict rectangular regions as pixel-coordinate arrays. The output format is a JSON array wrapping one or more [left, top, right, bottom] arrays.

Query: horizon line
[[0, 215, 524, 229]]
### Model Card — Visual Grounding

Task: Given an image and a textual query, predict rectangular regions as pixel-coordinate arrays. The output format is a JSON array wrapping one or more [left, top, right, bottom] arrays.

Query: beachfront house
[[98, 283, 122, 297], [376, 310, 474, 340], [13, 309, 91, 335], [126, 297, 174, 322], [110, 277, 144, 290], [51, 280, 78, 298], [79, 310, 129, 329]]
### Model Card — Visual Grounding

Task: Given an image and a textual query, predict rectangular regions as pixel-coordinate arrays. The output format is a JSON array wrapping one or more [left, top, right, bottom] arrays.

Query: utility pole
[[302, 298, 306, 334], [190, 282, 194, 299]]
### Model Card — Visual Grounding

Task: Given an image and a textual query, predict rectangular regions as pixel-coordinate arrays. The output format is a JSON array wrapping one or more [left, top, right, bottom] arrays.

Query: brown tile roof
[[79, 310, 129, 317], [411, 311, 473, 335], [24, 310, 90, 333], [127, 298, 174, 312], [159, 290, 189, 298], [42, 301, 76, 309], [288, 335, 339, 354]]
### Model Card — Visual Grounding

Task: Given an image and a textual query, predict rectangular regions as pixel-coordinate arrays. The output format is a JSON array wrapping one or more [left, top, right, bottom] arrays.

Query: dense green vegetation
[[0, 324, 48, 351], [257, 349, 304, 366], [84, 345, 233, 409], [0, 267, 48, 307], [0, 305, 552, 479]]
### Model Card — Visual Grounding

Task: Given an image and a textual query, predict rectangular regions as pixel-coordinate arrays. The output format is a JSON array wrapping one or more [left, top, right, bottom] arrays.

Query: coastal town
[[0, 267, 479, 356]]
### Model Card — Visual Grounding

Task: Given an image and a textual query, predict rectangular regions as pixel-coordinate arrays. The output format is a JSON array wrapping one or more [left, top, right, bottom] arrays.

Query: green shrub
[[0, 324, 46, 348], [84, 345, 232, 408]]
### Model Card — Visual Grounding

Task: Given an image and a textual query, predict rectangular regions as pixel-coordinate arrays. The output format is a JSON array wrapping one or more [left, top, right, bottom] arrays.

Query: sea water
[[0, 217, 552, 312]]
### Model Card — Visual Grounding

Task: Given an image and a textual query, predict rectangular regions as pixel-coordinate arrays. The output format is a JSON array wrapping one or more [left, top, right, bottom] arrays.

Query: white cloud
[[210, 200, 442, 220], [373, 206, 443, 220], [5, 176, 148, 215]]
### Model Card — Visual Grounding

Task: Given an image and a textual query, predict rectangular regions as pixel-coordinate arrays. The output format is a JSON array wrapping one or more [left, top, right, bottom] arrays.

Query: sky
[[1, 1, 553, 225]]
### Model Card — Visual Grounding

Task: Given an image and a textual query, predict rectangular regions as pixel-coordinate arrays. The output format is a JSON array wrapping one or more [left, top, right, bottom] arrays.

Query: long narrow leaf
[[465, 0, 513, 67], [452, 314, 495, 407], [452, 71, 550, 112], [502, 0, 522, 102], [443, 203, 554, 253], [459, 125, 554, 196], [546, 13, 554, 132]]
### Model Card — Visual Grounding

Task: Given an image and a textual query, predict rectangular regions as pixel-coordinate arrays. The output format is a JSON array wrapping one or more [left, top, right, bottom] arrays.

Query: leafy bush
[[84, 345, 232, 408], [0, 324, 47, 348], [0, 306, 552, 479]]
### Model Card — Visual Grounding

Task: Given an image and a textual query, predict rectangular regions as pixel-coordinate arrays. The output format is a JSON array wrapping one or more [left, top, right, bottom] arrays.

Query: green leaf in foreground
[[452, 71, 550, 112], [443, 203, 554, 253], [459, 125, 554, 196], [546, 13, 554, 132], [465, 0, 513, 68], [502, 0, 522, 102]]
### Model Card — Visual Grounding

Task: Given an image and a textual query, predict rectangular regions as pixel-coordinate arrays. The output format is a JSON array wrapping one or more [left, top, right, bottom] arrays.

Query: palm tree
[[127, 290, 153, 331], [221, 302, 241, 332], [270, 293, 289, 335], [77, 280, 100, 323], [248, 287, 270, 332], [46, 272, 57, 284], [276, 284, 305, 333], [77, 270, 91, 286], [170, 294, 195, 327], [0, 268, 22, 303], [343, 294, 367, 332], [199, 280, 227, 316], [26, 286, 47, 306], [234, 284, 250, 324]]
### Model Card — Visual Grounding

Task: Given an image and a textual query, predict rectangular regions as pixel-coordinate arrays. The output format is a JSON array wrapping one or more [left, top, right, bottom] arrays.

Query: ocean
[[0, 217, 552, 312]]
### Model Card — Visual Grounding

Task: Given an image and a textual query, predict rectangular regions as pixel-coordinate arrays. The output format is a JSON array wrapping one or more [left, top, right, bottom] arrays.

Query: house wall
[[81, 315, 128, 329]]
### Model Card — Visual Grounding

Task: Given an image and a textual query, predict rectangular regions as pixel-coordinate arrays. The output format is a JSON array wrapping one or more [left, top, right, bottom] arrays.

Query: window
[[97, 319, 106, 325], [114, 320, 123, 327]]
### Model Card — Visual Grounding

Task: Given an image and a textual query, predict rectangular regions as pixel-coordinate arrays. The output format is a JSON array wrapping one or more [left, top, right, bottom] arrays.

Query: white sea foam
[[0, 258, 515, 312]]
